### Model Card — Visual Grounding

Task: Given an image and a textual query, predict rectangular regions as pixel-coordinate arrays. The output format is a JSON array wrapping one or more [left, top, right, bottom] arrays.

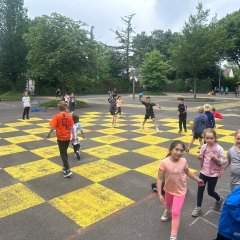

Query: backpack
[[151, 177, 165, 195], [218, 186, 240, 240]]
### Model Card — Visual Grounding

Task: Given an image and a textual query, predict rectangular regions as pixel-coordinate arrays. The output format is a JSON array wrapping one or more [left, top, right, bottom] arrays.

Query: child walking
[[186, 106, 207, 152], [47, 101, 74, 178], [109, 94, 117, 127], [177, 97, 187, 133], [71, 114, 85, 160], [22, 91, 31, 120], [116, 95, 124, 117], [139, 96, 161, 132], [192, 128, 227, 217], [157, 140, 204, 240], [221, 129, 240, 191], [203, 104, 215, 128]]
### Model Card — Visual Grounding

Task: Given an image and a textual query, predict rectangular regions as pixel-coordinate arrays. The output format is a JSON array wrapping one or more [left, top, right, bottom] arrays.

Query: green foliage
[[0, 91, 23, 100], [0, 0, 29, 91], [140, 50, 169, 91]]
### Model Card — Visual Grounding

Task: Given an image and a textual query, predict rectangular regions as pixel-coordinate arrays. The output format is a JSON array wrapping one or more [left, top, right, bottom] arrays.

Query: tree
[[0, 0, 29, 91], [173, 3, 220, 98], [140, 50, 169, 91], [114, 13, 135, 79]]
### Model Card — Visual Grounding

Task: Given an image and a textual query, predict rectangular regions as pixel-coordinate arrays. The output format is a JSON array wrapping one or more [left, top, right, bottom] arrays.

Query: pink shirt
[[116, 99, 123, 107], [159, 157, 188, 196]]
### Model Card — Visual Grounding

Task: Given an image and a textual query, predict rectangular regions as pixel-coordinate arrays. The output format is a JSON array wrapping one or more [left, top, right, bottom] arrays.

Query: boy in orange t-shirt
[[47, 101, 74, 178]]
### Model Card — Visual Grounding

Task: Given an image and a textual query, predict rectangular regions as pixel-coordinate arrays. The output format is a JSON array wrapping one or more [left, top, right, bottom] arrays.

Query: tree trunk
[[193, 74, 197, 99]]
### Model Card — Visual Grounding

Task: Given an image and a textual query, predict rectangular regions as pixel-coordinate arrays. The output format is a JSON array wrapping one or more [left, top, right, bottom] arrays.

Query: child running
[[177, 97, 187, 133], [186, 106, 207, 152], [157, 140, 204, 240], [212, 107, 223, 123], [47, 101, 74, 178], [192, 128, 227, 217], [71, 114, 85, 160], [220, 129, 240, 191], [139, 96, 161, 132], [109, 94, 117, 127]]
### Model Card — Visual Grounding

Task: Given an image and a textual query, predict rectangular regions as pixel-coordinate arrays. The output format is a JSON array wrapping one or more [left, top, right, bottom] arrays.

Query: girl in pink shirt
[[192, 128, 227, 218], [116, 96, 124, 117], [157, 140, 204, 240]]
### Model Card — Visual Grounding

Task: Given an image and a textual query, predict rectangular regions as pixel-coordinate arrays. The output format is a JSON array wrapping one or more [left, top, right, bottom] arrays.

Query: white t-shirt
[[22, 96, 31, 108]]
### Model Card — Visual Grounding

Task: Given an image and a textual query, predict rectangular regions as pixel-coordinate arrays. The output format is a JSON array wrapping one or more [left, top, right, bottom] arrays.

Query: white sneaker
[[192, 206, 201, 217], [161, 209, 171, 222], [170, 236, 177, 240], [213, 197, 224, 211], [156, 128, 160, 133]]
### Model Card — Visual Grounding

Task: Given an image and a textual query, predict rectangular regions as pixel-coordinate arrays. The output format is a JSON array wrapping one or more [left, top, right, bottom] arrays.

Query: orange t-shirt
[[50, 112, 74, 141], [159, 157, 188, 196]]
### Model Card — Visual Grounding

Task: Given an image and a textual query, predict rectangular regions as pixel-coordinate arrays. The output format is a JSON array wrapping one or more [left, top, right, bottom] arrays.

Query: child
[[22, 91, 31, 120], [157, 140, 204, 240], [116, 95, 124, 117], [225, 87, 229, 95], [177, 97, 187, 133], [186, 106, 207, 152], [139, 96, 161, 132], [109, 94, 117, 127], [220, 130, 240, 191], [192, 128, 227, 217], [212, 107, 223, 123], [203, 104, 215, 128], [71, 114, 85, 160], [47, 101, 74, 178], [69, 92, 76, 114]]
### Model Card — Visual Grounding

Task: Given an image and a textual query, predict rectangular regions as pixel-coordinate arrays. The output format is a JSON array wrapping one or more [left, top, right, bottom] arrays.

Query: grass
[[0, 91, 23, 101], [39, 100, 89, 108]]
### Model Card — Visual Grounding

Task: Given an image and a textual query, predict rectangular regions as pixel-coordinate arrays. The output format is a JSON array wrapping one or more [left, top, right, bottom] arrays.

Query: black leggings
[[179, 114, 187, 131], [57, 140, 70, 171], [197, 173, 220, 207]]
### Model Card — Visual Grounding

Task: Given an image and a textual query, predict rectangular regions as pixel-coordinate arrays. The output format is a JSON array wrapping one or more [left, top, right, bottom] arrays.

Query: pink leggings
[[165, 192, 185, 236]]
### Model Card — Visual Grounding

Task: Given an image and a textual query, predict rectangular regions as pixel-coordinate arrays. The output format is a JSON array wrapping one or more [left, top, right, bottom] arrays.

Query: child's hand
[[219, 169, 224, 177], [197, 179, 205, 186], [211, 154, 218, 161], [46, 133, 51, 139], [159, 194, 165, 204], [198, 154, 203, 160]]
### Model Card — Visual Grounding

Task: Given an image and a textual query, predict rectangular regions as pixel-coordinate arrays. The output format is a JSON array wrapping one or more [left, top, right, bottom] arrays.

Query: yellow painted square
[[130, 115, 145, 119], [175, 135, 194, 143], [167, 128, 181, 134], [0, 127, 19, 133], [4, 159, 62, 182], [73, 160, 130, 182], [49, 183, 134, 227], [84, 112, 101, 115], [132, 135, 169, 144], [132, 128, 160, 135], [31, 145, 62, 158], [5, 122, 32, 127], [82, 145, 128, 158], [218, 135, 235, 144], [135, 160, 160, 178], [23, 128, 50, 134], [187, 147, 200, 156], [97, 128, 126, 135], [36, 122, 50, 128], [215, 129, 235, 136], [100, 123, 126, 127], [0, 183, 44, 218], [19, 117, 44, 121], [0, 144, 26, 156], [163, 122, 179, 128], [81, 123, 95, 127], [91, 135, 127, 144], [159, 118, 178, 123], [133, 145, 169, 159], [5, 135, 43, 144]]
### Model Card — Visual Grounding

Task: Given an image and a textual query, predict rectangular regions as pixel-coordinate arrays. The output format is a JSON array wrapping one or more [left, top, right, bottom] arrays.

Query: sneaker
[[213, 197, 224, 211], [156, 128, 160, 133], [192, 206, 201, 217], [178, 130, 182, 133], [76, 151, 81, 160], [63, 170, 73, 178], [184, 129, 187, 132], [170, 236, 177, 240], [62, 168, 66, 173], [161, 209, 171, 222], [185, 148, 189, 152]]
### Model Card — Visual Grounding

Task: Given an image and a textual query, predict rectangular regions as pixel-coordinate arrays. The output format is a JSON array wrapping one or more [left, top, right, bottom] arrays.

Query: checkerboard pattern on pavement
[[0, 112, 235, 228]]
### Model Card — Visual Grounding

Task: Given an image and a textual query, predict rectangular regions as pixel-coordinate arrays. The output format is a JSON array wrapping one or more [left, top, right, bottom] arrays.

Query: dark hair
[[166, 140, 185, 157], [203, 128, 217, 142], [72, 114, 79, 124], [58, 101, 68, 111], [112, 94, 117, 98], [212, 107, 216, 112], [146, 96, 151, 99], [177, 97, 184, 101]]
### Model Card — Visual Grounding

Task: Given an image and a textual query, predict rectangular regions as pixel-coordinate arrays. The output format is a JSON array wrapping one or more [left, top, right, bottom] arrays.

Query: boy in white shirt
[[22, 91, 31, 120]]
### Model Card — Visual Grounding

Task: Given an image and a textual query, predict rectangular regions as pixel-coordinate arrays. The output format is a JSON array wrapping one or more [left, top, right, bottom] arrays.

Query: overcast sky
[[24, 0, 240, 45]]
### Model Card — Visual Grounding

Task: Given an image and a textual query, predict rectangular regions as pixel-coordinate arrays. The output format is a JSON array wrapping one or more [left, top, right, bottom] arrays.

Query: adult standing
[[70, 92, 76, 114], [56, 88, 61, 99], [22, 91, 31, 120]]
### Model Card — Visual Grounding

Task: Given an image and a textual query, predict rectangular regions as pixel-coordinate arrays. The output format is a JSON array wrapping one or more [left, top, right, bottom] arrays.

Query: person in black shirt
[[177, 97, 187, 133], [140, 96, 161, 132], [109, 94, 117, 127]]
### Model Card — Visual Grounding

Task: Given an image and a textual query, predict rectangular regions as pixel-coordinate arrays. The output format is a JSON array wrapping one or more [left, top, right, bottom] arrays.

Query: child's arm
[[211, 147, 227, 166], [157, 168, 165, 204], [47, 127, 55, 139], [155, 103, 161, 109], [80, 130, 85, 139], [219, 151, 231, 176], [184, 168, 204, 186]]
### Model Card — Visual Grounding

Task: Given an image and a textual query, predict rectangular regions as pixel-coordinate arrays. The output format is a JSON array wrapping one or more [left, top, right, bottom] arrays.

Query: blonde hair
[[203, 128, 217, 142], [235, 129, 240, 137], [58, 101, 68, 111], [203, 104, 212, 112], [196, 106, 204, 114]]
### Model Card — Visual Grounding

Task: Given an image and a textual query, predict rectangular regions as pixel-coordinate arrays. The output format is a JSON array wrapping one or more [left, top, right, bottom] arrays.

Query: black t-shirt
[[141, 101, 156, 115], [109, 99, 116, 112], [178, 103, 187, 115]]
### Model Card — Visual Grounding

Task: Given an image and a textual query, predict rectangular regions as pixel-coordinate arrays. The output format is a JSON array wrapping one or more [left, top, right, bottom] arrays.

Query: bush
[[0, 91, 23, 101]]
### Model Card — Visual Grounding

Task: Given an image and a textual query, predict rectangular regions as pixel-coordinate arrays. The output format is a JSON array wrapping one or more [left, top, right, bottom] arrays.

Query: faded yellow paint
[[5, 135, 43, 144], [36, 122, 51, 128], [84, 112, 101, 115], [82, 145, 128, 158], [163, 122, 180, 128], [159, 118, 178, 123], [73, 159, 130, 182], [91, 135, 127, 144], [19, 117, 44, 121], [175, 135, 194, 143], [215, 129, 235, 136], [187, 147, 200, 156], [135, 160, 160, 178], [5, 122, 31, 127], [49, 183, 134, 227], [0, 127, 19, 133], [0, 144, 26, 156], [132, 135, 169, 144], [4, 159, 62, 182], [96, 128, 126, 135], [31, 145, 62, 158], [133, 145, 169, 159], [218, 135, 235, 144], [0, 183, 44, 218], [23, 128, 50, 134], [132, 128, 159, 135], [100, 123, 126, 127]]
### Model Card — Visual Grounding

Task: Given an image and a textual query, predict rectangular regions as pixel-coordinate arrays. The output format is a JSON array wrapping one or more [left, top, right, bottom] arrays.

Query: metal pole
[[218, 64, 221, 91], [133, 78, 135, 100]]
